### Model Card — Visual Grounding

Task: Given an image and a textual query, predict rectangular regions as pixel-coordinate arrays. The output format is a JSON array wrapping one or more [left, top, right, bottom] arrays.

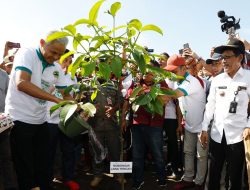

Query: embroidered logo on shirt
[[53, 71, 59, 78]]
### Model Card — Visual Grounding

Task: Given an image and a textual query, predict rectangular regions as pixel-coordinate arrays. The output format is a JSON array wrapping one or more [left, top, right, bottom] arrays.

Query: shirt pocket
[[236, 85, 248, 106]]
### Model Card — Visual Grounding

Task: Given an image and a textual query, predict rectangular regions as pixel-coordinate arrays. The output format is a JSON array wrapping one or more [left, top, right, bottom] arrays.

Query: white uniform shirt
[[47, 72, 77, 124], [202, 67, 250, 144], [5, 47, 66, 124], [164, 79, 177, 119], [177, 73, 206, 133]]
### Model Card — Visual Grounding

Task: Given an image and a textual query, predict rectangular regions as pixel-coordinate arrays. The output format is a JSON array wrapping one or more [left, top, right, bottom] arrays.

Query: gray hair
[[45, 30, 69, 46]]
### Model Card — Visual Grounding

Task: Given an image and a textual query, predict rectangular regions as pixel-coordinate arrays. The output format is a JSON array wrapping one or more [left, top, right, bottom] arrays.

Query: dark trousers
[[132, 125, 165, 184], [48, 123, 77, 181], [0, 129, 17, 189], [208, 132, 245, 190], [163, 119, 179, 171], [91, 129, 120, 177], [10, 121, 49, 190]]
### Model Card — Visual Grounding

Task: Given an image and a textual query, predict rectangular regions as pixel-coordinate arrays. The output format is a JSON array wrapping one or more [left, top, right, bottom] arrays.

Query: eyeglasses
[[221, 54, 236, 60]]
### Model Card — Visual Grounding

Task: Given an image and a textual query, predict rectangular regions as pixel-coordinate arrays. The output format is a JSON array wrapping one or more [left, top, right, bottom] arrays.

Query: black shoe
[[132, 181, 144, 190]]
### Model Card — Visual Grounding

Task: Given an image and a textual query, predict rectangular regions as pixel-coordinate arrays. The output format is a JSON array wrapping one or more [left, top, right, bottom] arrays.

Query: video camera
[[144, 46, 154, 53], [217, 10, 240, 36]]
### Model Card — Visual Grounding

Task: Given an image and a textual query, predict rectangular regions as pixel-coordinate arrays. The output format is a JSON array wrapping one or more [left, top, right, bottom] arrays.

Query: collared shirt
[[5, 47, 66, 124], [202, 67, 250, 144], [176, 72, 206, 133], [0, 69, 9, 112], [90, 80, 123, 131], [164, 78, 177, 119], [46, 70, 77, 124]]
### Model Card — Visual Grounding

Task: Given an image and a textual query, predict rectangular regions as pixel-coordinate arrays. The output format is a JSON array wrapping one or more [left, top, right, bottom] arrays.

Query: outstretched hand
[[243, 128, 250, 140]]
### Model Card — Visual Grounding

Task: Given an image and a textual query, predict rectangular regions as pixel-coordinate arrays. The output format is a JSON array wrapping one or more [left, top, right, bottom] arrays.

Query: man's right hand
[[176, 126, 183, 139], [199, 131, 209, 149]]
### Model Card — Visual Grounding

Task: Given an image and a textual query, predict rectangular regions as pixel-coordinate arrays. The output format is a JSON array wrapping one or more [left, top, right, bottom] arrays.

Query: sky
[[1, 0, 250, 61]]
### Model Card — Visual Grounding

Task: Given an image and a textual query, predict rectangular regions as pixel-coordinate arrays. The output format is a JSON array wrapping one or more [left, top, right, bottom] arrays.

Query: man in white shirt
[[164, 55, 207, 190], [200, 39, 250, 190], [5, 31, 71, 190], [47, 50, 80, 190]]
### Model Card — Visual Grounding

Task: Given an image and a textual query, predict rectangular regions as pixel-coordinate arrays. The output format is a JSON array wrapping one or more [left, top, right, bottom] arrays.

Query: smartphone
[[183, 43, 189, 49], [179, 49, 183, 55], [8, 42, 21, 48]]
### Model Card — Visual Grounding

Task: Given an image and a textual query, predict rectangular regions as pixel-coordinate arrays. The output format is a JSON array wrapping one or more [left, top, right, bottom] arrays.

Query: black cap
[[214, 39, 245, 54], [206, 53, 222, 64]]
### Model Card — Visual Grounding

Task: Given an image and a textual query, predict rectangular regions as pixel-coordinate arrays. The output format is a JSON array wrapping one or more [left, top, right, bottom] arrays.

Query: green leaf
[[110, 56, 122, 79], [98, 62, 111, 80], [158, 88, 176, 96], [94, 40, 104, 49], [89, 0, 105, 24], [132, 50, 146, 74], [81, 61, 96, 77], [59, 51, 75, 64], [64, 85, 74, 95], [64, 24, 76, 35], [91, 36, 104, 42], [145, 101, 155, 114], [73, 34, 92, 51], [110, 25, 126, 34], [134, 94, 152, 106], [127, 28, 137, 38], [50, 100, 75, 115], [60, 104, 78, 124], [91, 89, 98, 101], [141, 24, 163, 35], [145, 64, 169, 78], [80, 102, 96, 117], [149, 86, 159, 100], [46, 31, 72, 43], [129, 86, 143, 100], [152, 98, 164, 116], [71, 55, 84, 79], [73, 18, 98, 26], [128, 19, 142, 31], [110, 2, 121, 17]]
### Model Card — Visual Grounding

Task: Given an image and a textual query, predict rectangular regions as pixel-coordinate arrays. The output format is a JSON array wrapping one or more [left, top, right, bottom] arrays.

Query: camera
[[144, 46, 154, 53], [183, 43, 189, 49], [217, 10, 240, 35]]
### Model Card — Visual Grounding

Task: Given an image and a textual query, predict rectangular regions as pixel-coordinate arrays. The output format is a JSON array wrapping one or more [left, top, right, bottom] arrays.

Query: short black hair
[[149, 59, 160, 67], [162, 52, 170, 58], [64, 49, 74, 58]]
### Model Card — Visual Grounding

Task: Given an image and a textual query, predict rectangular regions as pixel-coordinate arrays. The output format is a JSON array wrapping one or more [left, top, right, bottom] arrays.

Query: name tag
[[238, 86, 247, 91], [218, 86, 227, 89], [110, 162, 132, 173]]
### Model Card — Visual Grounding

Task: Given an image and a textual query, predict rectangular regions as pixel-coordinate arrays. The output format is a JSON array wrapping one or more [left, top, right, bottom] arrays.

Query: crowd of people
[[0, 30, 250, 190]]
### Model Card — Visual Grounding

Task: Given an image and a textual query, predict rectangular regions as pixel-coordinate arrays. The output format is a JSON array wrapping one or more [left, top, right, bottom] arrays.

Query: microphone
[[217, 10, 225, 18]]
